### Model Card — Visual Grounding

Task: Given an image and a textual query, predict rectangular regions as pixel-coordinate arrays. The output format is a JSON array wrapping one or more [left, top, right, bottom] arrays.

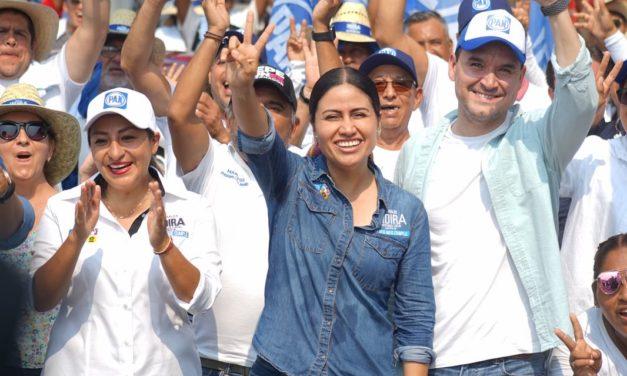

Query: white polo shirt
[[30, 172, 222, 376], [181, 139, 269, 367], [1, 44, 84, 112]]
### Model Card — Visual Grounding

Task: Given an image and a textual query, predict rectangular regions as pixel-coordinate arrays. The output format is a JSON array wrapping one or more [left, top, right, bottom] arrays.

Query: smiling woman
[[29, 88, 222, 376], [227, 17, 435, 376], [0, 83, 80, 374]]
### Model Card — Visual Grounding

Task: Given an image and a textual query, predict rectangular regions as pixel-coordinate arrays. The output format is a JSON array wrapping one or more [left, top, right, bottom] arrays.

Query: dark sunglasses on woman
[[0, 121, 50, 142]]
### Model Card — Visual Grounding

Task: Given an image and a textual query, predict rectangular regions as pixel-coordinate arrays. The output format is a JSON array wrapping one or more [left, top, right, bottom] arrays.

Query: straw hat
[[331, 2, 376, 43], [0, 84, 80, 186], [108, 9, 137, 37], [0, 0, 59, 62]]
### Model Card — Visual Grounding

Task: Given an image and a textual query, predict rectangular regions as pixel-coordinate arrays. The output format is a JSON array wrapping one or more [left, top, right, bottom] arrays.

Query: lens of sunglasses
[[0, 121, 49, 141], [374, 80, 413, 94], [597, 270, 624, 295]]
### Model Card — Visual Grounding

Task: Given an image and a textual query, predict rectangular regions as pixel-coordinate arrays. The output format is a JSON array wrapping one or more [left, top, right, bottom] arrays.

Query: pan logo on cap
[[472, 0, 491, 10], [486, 15, 511, 33], [379, 48, 397, 57], [103, 91, 128, 109]]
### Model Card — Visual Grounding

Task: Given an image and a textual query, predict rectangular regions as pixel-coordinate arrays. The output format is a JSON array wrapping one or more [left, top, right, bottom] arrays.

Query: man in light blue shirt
[[395, 0, 597, 373]]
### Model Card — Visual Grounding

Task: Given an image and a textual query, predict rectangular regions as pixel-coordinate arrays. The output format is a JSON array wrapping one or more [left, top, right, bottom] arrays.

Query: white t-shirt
[[549, 307, 627, 376], [182, 139, 269, 367], [372, 146, 401, 181], [560, 135, 627, 314], [424, 117, 541, 368], [1, 44, 83, 112], [420, 52, 457, 129], [30, 173, 221, 376]]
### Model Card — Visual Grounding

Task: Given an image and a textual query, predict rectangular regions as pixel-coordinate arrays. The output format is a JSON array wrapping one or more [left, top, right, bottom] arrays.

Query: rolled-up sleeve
[[174, 200, 222, 315], [393, 202, 435, 366], [0, 196, 35, 250]]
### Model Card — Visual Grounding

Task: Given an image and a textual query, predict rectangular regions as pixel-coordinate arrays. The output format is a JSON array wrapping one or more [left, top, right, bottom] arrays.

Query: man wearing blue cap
[[358, 47, 423, 180], [394, 0, 598, 373]]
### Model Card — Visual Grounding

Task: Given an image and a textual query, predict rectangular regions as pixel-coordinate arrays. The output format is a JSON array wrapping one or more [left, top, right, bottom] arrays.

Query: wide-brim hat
[[331, 2, 376, 43], [0, 0, 59, 62], [0, 84, 80, 186]]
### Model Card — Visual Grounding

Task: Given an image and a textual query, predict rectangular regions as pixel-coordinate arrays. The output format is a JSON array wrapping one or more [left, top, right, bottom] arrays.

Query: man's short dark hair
[[404, 10, 448, 31]]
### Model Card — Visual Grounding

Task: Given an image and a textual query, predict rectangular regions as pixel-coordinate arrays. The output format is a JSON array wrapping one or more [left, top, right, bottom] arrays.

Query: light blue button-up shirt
[[395, 39, 597, 351]]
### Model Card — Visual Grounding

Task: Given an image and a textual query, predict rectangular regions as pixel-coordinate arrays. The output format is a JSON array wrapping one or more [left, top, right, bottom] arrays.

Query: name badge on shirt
[[166, 215, 189, 238], [379, 209, 410, 237]]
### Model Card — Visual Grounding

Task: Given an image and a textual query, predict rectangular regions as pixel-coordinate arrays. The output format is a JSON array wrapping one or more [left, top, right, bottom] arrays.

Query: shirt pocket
[[287, 183, 337, 254], [351, 234, 406, 292]]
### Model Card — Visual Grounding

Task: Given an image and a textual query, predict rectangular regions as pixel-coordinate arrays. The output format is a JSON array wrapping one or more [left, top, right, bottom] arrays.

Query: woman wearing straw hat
[[0, 83, 80, 375], [30, 87, 221, 376]]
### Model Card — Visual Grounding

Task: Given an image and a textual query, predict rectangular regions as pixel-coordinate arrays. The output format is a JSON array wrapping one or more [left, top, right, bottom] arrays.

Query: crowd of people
[[0, 0, 625, 375]]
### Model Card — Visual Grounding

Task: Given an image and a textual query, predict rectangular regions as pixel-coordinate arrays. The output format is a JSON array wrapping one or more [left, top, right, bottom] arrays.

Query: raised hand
[[573, 0, 617, 41], [163, 61, 186, 87], [555, 313, 602, 376], [226, 12, 275, 90], [303, 37, 321, 89], [512, 0, 531, 31], [595, 52, 623, 109], [147, 181, 169, 253], [197, 91, 230, 144], [312, 0, 342, 30], [73, 180, 101, 241], [202, 0, 230, 33], [288, 17, 308, 61]]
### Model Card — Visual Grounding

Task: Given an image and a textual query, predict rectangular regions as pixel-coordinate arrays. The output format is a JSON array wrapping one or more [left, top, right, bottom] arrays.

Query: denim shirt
[[238, 120, 435, 375], [395, 39, 597, 351]]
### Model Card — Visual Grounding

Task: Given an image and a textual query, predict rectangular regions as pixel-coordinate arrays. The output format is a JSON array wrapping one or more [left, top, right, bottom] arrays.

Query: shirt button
[[333, 257, 341, 266], [328, 288, 334, 294], [326, 320, 331, 326], [123, 304, 130, 310]]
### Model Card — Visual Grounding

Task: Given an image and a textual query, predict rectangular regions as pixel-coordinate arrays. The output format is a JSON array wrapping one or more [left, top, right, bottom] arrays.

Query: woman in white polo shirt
[[30, 88, 222, 376]]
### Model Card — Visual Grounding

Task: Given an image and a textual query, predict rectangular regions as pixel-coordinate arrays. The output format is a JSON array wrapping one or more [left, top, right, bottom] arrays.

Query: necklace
[[103, 188, 151, 220]]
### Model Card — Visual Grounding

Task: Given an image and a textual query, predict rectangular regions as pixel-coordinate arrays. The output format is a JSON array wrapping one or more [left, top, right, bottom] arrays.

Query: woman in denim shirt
[[226, 21, 435, 376]]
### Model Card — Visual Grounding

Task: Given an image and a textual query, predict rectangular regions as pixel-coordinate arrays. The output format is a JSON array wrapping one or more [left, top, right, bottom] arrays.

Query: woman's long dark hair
[[309, 67, 381, 123]]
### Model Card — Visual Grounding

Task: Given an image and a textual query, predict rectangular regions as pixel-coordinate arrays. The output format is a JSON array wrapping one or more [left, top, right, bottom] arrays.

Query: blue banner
[[266, 0, 316, 71]]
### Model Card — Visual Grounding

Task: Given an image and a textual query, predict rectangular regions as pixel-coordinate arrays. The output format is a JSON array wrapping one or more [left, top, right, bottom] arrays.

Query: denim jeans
[[202, 366, 249, 376], [250, 358, 288, 376], [428, 352, 550, 376]]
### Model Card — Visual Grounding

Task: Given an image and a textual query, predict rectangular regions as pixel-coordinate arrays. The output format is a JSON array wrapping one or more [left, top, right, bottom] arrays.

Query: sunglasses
[[373, 79, 415, 94], [596, 269, 627, 295], [0, 121, 50, 142]]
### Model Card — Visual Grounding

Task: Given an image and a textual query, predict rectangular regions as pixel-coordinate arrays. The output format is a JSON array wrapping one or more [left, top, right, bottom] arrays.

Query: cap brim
[[0, 1, 59, 61], [336, 32, 376, 43], [0, 105, 80, 185], [359, 54, 418, 83]]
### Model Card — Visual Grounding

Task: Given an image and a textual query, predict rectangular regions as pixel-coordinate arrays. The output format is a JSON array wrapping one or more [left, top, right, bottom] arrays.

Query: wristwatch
[[312, 29, 336, 42], [0, 169, 15, 204]]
